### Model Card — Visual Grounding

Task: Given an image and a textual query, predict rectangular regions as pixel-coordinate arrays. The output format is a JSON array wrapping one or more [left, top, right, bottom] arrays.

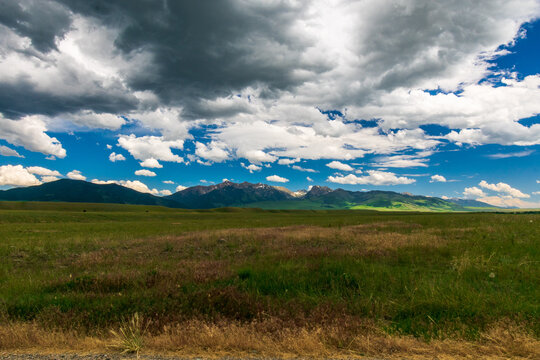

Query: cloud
[[278, 158, 300, 165], [139, 158, 163, 168], [479, 180, 529, 198], [477, 196, 540, 208], [0, 116, 66, 158], [0, 164, 41, 186], [430, 175, 447, 183], [117, 134, 184, 163], [109, 152, 126, 162], [0, 145, 23, 158], [241, 163, 262, 173], [159, 189, 172, 196], [195, 141, 229, 163], [91, 179, 159, 195], [292, 165, 317, 173], [1, 0, 540, 167], [306, 176, 314, 182], [373, 153, 431, 168], [135, 169, 156, 177], [487, 150, 534, 159], [41, 176, 59, 183], [327, 170, 415, 185], [163, 180, 174, 184], [532, 191, 540, 195], [266, 175, 289, 183], [67, 170, 86, 181], [463, 186, 487, 199], [175, 185, 187, 192], [326, 161, 354, 172], [26, 166, 61, 177]]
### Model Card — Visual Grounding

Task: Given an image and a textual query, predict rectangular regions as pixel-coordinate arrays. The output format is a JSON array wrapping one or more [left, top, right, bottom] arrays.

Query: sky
[[0, 0, 539, 207]]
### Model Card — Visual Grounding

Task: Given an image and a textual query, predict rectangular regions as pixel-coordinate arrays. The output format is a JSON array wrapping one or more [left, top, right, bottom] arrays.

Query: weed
[[109, 312, 148, 357]]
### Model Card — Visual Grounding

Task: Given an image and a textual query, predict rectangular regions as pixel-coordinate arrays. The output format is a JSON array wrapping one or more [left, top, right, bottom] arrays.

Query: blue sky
[[0, 0, 539, 207]]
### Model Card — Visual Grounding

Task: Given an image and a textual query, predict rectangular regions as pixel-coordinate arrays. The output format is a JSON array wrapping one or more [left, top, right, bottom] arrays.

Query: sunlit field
[[0, 202, 538, 359]]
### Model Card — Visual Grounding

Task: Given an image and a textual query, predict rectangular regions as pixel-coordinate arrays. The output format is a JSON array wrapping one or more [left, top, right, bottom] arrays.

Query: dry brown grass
[[1, 320, 537, 359]]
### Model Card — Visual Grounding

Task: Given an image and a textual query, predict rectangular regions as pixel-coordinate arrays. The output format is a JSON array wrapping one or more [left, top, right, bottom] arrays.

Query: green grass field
[[0, 201, 539, 354]]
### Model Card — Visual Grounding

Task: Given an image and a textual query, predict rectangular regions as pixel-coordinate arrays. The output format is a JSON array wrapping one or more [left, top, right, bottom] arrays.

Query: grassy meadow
[[0, 201, 539, 358]]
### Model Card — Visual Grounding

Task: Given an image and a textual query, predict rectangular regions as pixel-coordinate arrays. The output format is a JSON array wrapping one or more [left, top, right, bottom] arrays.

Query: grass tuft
[[109, 312, 148, 357]]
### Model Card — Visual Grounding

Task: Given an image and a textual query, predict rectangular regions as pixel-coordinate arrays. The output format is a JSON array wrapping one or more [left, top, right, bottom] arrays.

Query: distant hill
[[0, 179, 501, 211], [165, 180, 293, 208], [0, 179, 178, 207], [446, 198, 498, 208]]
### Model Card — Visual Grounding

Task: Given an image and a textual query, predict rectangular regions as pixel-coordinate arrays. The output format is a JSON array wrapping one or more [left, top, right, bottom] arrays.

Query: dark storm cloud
[[0, 78, 138, 119], [57, 0, 329, 118], [0, 0, 71, 53]]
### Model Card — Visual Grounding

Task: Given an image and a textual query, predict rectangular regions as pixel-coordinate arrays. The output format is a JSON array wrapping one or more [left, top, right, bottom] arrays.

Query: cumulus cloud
[[67, 170, 86, 181], [41, 176, 59, 183], [159, 189, 172, 196], [195, 141, 229, 163], [91, 178, 159, 195], [266, 175, 289, 183], [327, 170, 415, 185], [163, 180, 174, 184], [117, 134, 184, 163], [135, 169, 157, 177], [0, 145, 23, 158], [241, 163, 262, 173], [479, 180, 529, 198], [109, 152, 126, 162], [326, 161, 354, 172], [0, 165, 41, 186], [0, 116, 66, 158], [25, 166, 60, 177], [306, 176, 314, 182], [140, 158, 162, 168], [175, 185, 187, 192], [430, 175, 447, 183], [278, 158, 300, 165], [463, 186, 487, 199]]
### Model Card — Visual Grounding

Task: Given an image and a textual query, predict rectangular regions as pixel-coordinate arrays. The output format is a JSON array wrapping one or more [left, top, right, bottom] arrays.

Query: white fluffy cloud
[[159, 189, 172, 196], [0, 165, 41, 186], [140, 159, 163, 168], [195, 141, 229, 163], [266, 175, 289, 183], [430, 175, 447, 183], [327, 170, 415, 185], [0, 116, 66, 158], [109, 152, 126, 162], [91, 179, 159, 195], [175, 185, 187, 192], [241, 163, 262, 173], [26, 166, 61, 177], [463, 186, 487, 199], [67, 170, 86, 181], [326, 161, 354, 172], [117, 135, 184, 163], [135, 169, 157, 177], [479, 180, 529, 198], [163, 180, 174, 184]]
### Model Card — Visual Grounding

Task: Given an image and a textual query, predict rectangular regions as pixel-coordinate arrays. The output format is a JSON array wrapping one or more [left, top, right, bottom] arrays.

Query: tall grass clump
[[109, 312, 148, 357]]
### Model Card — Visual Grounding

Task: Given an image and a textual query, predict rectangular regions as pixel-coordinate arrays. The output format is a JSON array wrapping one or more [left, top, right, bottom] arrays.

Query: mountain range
[[0, 179, 498, 211]]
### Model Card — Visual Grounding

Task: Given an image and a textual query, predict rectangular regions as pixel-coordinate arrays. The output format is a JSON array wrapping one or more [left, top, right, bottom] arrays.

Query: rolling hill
[[0, 179, 178, 207]]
